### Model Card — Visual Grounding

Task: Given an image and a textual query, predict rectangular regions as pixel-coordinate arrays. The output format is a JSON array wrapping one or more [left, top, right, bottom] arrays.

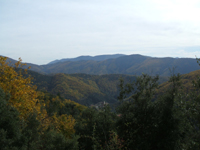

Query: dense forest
[[25, 70, 168, 106], [1, 56, 200, 149]]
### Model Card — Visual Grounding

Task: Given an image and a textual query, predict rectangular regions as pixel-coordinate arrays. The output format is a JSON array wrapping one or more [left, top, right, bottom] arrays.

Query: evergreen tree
[[0, 88, 24, 150], [116, 73, 189, 149], [116, 74, 160, 149], [41, 129, 79, 150], [20, 112, 41, 150], [75, 106, 117, 150]]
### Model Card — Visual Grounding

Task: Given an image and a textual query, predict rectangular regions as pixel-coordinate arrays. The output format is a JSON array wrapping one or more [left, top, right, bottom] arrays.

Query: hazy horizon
[[1, 0, 200, 65]]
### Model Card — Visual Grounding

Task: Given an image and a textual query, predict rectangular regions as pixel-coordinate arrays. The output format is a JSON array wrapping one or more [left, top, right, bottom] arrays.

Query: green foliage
[[116, 74, 161, 149], [177, 70, 200, 149], [41, 129, 79, 150], [75, 106, 117, 149], [155, 72, 183, 149], [75, 107, 97, 150], [0, 88, 23, 150], [115, 73, 196, 150], [20, 112, 41, 150], [27, 70, 139, 105]]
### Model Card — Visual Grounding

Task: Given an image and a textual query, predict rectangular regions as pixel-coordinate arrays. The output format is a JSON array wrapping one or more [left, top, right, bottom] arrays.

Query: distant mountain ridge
[[42, 54, 199, 76], [2, 54, 200, 76], [48, 54, 125, 64]]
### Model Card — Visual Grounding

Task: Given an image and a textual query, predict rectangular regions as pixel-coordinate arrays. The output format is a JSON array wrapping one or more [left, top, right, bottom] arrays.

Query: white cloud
[[0, 0, 200, 64]]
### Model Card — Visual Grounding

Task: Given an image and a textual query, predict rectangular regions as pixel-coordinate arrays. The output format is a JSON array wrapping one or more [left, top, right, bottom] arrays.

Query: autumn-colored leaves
[[0, 56, 38, 119], [0, 56, 76, 138]]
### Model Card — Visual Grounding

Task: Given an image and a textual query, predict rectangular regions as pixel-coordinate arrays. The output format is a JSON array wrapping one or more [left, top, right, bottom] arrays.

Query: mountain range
[[2, 54, 200, 106], [3, 54, 200, 76]]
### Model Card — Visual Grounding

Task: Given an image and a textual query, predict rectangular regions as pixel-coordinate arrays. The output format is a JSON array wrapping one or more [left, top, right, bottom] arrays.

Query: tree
[[116, 74, 160, 149], [0, 56, 47, 121], [20, 112, 41, 150], [116, 73, 189, 149], [75, 106, 117, 150], [41, 129, 79, 150], [154, 72, 183, 150], [0, 56, 79, 149], [0, 88, 25, 149]]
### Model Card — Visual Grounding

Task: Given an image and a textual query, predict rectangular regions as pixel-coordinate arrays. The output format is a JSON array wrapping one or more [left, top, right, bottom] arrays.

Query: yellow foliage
[[0, 56, 48, 121], [51, 113, 75, 138], [64, 99, 87, 111], [0, 56, 77, 137]]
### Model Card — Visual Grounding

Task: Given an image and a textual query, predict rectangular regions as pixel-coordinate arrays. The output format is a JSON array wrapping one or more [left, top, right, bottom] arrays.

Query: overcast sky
[[0, 0, 200, 65]]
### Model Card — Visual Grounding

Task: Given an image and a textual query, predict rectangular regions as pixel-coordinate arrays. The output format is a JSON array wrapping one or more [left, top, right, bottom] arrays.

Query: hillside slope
[[158, 69, 200, 95], [27, 68, 200, 106], [28, 70, 139, 105]]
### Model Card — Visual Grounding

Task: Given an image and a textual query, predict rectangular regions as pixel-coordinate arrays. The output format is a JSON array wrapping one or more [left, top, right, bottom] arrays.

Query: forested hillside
[[21, 64, 200, 107], [26, 69, 168, 106], [1, 56, 200, 149], [27, 70, 137, 105]]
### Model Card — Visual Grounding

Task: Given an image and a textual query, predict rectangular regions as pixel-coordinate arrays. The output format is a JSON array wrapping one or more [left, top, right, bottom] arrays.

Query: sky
[[0, 0, 200, 65]]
